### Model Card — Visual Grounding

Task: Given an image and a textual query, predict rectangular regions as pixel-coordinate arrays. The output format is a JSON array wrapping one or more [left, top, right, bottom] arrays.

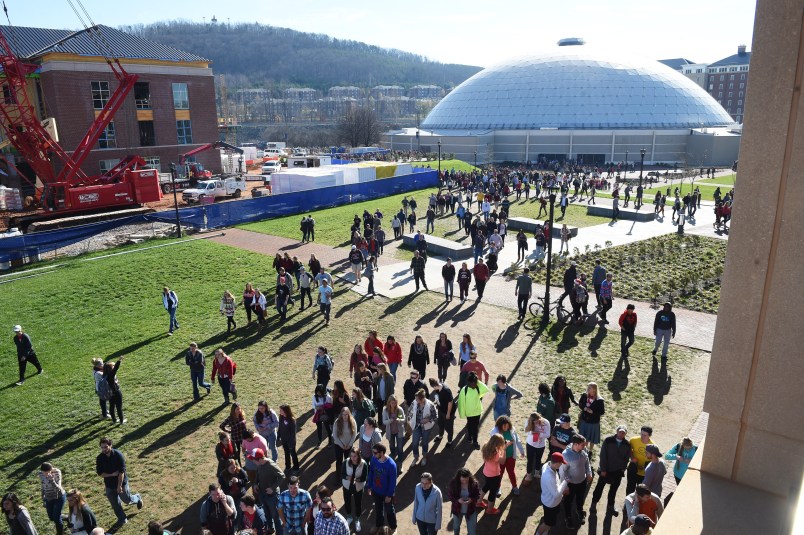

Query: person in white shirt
[[538, 452, 569, 534], [523, 413, 551, 484]]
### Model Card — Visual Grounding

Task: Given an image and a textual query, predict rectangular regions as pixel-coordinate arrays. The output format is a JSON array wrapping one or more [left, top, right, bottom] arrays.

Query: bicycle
[[529, 296, 573, 324]]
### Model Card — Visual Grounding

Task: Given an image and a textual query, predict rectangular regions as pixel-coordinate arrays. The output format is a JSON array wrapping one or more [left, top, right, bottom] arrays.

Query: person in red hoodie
[[383, 335, 403, 380], [364, 331, 383, 357], [619, 304, 638, 359], [211, 348, 237, 404], [472, 258, 490, 300]]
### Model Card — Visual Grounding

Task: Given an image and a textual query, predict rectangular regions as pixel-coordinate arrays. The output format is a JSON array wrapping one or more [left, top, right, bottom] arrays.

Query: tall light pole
[[625, 149, 628, 181], [639, 148, 646, 187], [541, 193, 557, 326], [437, 140, 442, 183], [169, 163, 182, 238], [474, 150, 477, 168]]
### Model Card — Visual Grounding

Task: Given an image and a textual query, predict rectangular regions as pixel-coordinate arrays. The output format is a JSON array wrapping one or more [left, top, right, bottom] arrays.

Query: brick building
[[706, 45, 751, 123], [0, 24, 219, 187]]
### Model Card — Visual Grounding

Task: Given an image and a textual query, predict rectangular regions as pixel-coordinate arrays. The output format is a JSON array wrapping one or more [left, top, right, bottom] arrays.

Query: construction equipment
[[0, 4, 162, 230], [179, 141, 244, 182]]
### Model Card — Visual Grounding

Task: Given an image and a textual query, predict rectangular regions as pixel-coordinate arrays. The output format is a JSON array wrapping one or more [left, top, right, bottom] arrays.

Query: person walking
[[39, 463, 65, 535], [447, 469, 480, 535], [412, 473, 443, 535], [433, 333, 454, 384], [382, 395, 406, 471], [592, 260, 606, 307], [12, 325, 42, 386], [489, 416, 525, 496], [220, 290, 238, 333], [515, 267, 532, 320], [457, 372, 489, 449], [102, 357, 126, 424], [186, 342, 212, 401], [429, 378, 455, 447], [408, 336, 430, 379], [652, 303, 676, 362], [536, 383, 556, 421], [64, 489, 98, 535], [2, 493, 38, 535], [560, 435, 593, 530], [599, 273, 614, 324], [366, 444, 397, 533], [252, 449, 286, 534], [491, 374, 523, 420], [457, 263, 472, 303], [318, 278, 333, 326], [442, 258, 456, 302], [95, 437, 143, 526], [162, 287, 179, 335], [472, 258, 490, 300], [254, 401, 280, 462], [478, 434, 505, 515], [665, 437, 698, 485], [220, 403, 248, 463], [92, 358, 108, 419], [619, 304, 638, 359], [312, 346, 335, 390], [410, 251, 428, 292], [559, 224, 570, 254], [516, 229, 529, 263], [364, 256, 377, 297], [590, 424, 631, 518], [408, 389, 438, 467], [278, 405, 300, 474], [277, 476, 312, 535], [341, 448, 367, 532], [558, 262, 577, 307], [211, 349, 237, 404], [298, 267, 314, 311]]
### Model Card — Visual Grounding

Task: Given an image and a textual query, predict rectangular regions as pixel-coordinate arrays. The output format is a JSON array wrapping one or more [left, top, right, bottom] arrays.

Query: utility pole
[[541, 193, 557, 325], [169, 163, 182, 238], [639, 148, 646, 187]]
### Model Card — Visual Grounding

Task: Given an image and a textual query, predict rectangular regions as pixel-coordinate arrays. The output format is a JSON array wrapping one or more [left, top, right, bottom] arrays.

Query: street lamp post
[[625, 149, 628, 182], [437, 140, 442, 184], [639, 148, 646, 187], [474, 151, 477, 168], [541, 193, 557, 326], [169, 163, 182, 238]]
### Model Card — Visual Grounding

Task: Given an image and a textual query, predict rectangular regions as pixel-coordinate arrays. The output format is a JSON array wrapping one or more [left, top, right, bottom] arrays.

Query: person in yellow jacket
[[457, 372, 489, 449]]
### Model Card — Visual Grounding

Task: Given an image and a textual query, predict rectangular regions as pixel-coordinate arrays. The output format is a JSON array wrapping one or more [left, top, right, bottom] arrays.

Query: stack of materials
[[272, 167, 345, 194], [0, 186, 22, 211]]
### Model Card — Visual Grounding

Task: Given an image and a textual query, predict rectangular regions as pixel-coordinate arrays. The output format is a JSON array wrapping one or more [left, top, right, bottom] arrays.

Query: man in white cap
[[13, 325, 42, 386]]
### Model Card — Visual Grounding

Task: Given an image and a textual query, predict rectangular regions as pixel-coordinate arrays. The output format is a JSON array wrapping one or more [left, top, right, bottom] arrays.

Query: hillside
[[119, 21, 481, 91]]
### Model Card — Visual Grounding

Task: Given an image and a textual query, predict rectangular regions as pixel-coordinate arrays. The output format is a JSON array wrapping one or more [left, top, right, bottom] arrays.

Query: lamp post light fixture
[[639, 148, 646, 187], [437, 140, 442, 183], [541, 192, 557, 326]]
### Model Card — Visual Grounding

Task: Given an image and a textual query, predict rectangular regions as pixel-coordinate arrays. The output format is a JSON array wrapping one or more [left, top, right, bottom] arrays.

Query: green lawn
[[0, 237, 710, 534], [411, 158, 478, 173], [596, 182, 727, 202], [696, 173, 736, 186], [525, 234, 727, 313]]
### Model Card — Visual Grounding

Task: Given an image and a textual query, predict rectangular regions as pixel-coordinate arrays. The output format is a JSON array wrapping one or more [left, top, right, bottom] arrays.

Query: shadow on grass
[[137, 400, 229, 458], [588, 325, 609, 357], [413, 300, 449, 330], [270, 318, 327, 357], [116, 399, 216, 451], [105, 334, 166, 362], [493, 323, 521, 352], [647, 357, 672, 405], [379, 293, 418, 319], [161, 493, 206, 534], [607, 356, 631, 401]]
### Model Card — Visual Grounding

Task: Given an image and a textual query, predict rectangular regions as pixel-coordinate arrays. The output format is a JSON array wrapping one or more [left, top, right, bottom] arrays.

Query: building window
[[738, 100, 743, 105], [172, 83, 189, 109], [740, 83, 745, 89], [729, 75, 734, 80], [176, 120, 193, 144], [696, 68, 703, 73], [98, 121, 116, 149], [99, 158, 119, 174], [741, 74, 746, 80], [719, 84, 723, 89], [709, 84, 714, 90], [739, 91, 744, 97], [728, 100, 732, 106], [134, 82, 151, 109], [729, 83, 733, 89], [728, 92, 733, 97], [737, 108, 742, 114], [718, 92, 723, 98], [143, 156, 161, 171], [138, 121, 156, 146], [91, 81, 110, 109]]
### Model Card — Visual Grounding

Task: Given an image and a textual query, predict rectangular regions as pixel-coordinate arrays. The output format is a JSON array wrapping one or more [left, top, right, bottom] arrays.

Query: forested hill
[[120, 21, 481, 90]]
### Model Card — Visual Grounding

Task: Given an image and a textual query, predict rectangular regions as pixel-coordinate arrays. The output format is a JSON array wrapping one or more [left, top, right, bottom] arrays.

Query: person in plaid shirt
[[313, 496, 350, 535], [278, 476, 312, 535]]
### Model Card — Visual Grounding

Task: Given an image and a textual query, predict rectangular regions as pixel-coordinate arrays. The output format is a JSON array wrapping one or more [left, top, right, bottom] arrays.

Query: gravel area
[[40, 221, 182, 259]]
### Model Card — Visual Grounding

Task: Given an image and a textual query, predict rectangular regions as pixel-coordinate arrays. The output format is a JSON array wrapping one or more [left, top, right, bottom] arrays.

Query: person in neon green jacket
[[457, 372, 489, 449]]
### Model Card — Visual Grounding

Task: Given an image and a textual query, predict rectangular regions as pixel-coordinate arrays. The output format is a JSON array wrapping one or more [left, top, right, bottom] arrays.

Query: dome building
[[385, 40, 741, 166]]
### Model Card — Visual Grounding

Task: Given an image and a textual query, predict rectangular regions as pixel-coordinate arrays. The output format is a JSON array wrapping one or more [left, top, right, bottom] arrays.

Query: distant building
[[328, 86, 363, 99], [283, 88, 320, 101], [0, 24, 219, 185], [408, 85, 444, 99], [706, 45, 751, 123], [658, 58, 695, 71], [681, 63, 709, 89], [371, 85, 404, 98]]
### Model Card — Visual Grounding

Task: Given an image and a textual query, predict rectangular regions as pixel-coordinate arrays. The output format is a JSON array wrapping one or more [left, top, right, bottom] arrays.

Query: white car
[[182, 177, 246, 203], [261, 161, 282, 174]]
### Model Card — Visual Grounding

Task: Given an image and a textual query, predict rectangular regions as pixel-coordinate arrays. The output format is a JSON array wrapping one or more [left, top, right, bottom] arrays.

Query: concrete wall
[[701, 0, 804, 499], [685, 133, 742, 167]]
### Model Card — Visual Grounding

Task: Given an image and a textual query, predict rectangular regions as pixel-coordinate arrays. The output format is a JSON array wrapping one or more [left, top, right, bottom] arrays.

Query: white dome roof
[[422, 48, 735, 130]]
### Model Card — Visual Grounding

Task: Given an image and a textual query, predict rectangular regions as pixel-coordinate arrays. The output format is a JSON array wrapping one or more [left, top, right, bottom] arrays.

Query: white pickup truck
[[182, 177, 247, 203]]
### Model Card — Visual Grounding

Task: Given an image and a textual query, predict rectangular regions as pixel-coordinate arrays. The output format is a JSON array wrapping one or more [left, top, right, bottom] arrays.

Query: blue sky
[[6, 0, 757, 67]]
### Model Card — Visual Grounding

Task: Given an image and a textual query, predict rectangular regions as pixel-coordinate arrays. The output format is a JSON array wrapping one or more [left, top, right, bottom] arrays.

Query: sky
[[5, 0, 757, 67]]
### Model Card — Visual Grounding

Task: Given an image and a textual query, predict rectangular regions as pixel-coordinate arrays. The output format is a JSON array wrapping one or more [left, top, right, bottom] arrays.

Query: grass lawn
[[696, 173, 736, 186], [411, 158, 478, 173], [524, 234, 727, 313], [0, 237, 710, 534], [595, 182, 727, 202]]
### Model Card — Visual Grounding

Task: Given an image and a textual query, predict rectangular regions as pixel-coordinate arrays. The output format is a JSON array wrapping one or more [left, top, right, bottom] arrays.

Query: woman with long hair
[[211, 349, 237, 404], [313, 384, 334, 448], [490, 416, 525, 496], [433, 332, 454, 383], [577, 382, 605, 455], [241, 428, 268, 483], [447, 468, 481, 535], [38, 463, 65, 535], [312, 346, 334, 390], [341, 448, 367, 532], [308, 485, 331, 535], [219, 403, 247, 463], [278, 405, 300, 474], [458, 334, 475, 365], [357, 417, 383, 463], [215, 432, 238, 476], [102, 356, 126, 424], [272, 253, 283, 273], [457, 263, 472, 303], [351, 388, 375, 429], [242, 283, 256, 324], [253, 401, 279, 461], [65, 489, 97, 535], [550, 375, 577, 421], [331, 380, 351, 415], [478, 434, 506, 515], [354, 361, 374, 400], [220, 290, 238, 333], [408, 335, 430, 379], [308, 254, 321, 281], [523, 412, 551, 485], [218, 459, 248, 525], [382, 335, 403, 379], [368, 347, 387, 377], [382, 395, 405, 472], [349, 344, 369, 379], [2, 493, 37, 535], [332, 407, 358, 480]]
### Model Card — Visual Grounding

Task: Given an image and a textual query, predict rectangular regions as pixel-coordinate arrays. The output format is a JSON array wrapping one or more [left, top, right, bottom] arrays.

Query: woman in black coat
[[433, 333, 454, 383], [407, 336, 430, 379], [65, 489, 98, 534]]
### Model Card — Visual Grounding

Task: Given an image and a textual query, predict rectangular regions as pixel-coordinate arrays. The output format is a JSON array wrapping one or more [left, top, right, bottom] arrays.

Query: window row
[[96, 120, 193, 149], [91, 81, 190, 110]]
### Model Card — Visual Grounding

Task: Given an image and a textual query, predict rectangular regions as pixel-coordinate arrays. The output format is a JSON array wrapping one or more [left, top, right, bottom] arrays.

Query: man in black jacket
[[590, 425, 631, 517], [558, 262, 578, 307], [441, 258, 456, 302], [410, 251, 428, 292], [13, 325, 42, 386], [652, 302, 677, 362]]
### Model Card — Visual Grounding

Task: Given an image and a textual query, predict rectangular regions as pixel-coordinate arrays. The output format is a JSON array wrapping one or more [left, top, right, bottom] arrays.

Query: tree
[[336, 107, 382, 147]]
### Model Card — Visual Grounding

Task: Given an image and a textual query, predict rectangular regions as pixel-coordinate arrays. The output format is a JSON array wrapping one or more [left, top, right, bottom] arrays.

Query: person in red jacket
[[472, 258, 491, 300], [618, 304, 638, 359], [211, 348, 237, 404], [383, 335, 403, 380], [364, 331, 383, 357]]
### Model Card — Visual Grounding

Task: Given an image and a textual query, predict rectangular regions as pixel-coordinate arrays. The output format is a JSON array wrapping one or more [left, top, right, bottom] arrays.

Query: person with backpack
[[311, 346, 334, 390], [619, 304, 638, 359], [599, 273, 614, 324], [457, 372, 489, 450], [161, 287, 179, 336]]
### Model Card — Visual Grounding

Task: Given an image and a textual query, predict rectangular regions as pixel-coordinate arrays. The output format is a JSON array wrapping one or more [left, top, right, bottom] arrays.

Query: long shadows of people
[[647, 357, 672, 405], [607, 356, 631, 401], [494, 323, 521, 352], [138, 401, 229, 458], [161, 494, 206, 534], [413, 300, 449, 330], [105, 334, 165, 362], [588, 325, 609, 358], [116, 399, 210, 451]]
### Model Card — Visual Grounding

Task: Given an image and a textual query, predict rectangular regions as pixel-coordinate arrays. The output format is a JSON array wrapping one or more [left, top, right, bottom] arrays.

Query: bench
[[401, 233, 472, 259], [586, 204, 657, 222], [507, 217, 579, 238]]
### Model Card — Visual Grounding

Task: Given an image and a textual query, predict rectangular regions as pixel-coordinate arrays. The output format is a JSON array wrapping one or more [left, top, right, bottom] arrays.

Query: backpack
[[576, 286, 588, 304], [97, 378, 113, 401]]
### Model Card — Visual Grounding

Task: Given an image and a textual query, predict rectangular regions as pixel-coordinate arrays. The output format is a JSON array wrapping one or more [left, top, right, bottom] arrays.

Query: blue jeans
[[258, 490, 281, 533], [388, 432, 404, 466], [45, 495, 66, 529], [411, 426, 432, 459], [262, 431, 279, 461], [389, 363, 399, 380], [452, 511, 477, 535], [276, 302, 287, 319], [426, 220, 434, 233], [493, 407, 510, 421], [167, 307, 178, 332], [218, 376, 232, 403], [104, 479, 141, 523], [191, 370, 211, 399]]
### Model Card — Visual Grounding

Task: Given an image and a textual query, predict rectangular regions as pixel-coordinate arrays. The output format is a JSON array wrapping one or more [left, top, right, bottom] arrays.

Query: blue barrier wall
[[0, 169, 438, 262]]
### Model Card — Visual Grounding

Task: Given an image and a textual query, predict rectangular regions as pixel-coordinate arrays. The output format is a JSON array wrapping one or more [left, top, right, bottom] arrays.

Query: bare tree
[[337, 107, 382, 147]]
